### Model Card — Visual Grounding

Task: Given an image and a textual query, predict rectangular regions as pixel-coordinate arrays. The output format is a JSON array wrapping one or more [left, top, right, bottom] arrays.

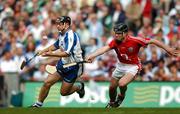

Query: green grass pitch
[[0, 108, 180, 114]]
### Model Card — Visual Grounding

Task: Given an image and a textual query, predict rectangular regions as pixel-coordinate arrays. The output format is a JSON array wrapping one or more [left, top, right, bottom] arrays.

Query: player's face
[[114, 32, 124, 41], [56, 22, 66, 32]]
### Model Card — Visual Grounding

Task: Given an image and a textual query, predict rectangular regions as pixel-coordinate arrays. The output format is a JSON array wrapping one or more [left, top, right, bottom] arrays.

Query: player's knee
[[118, 81, 127, 88], [43, 81, 52, 89], [60, 90, 68, 96]]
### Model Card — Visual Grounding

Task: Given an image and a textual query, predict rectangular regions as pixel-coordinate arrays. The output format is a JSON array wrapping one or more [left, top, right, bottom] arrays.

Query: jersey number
[[120, 54, 131, 61]]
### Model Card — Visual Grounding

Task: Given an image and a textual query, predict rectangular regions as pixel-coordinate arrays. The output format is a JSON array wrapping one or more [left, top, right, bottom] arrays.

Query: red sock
[[109, 87, 117, 102], [118, 94, 125, 98]]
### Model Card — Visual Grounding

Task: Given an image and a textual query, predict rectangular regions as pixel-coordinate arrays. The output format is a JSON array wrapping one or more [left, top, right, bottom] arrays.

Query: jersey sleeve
[[53, 40, 59, 49], [134, 37, 150, 47], [141, 38, 150, 47], [108, 40, 116, 49]]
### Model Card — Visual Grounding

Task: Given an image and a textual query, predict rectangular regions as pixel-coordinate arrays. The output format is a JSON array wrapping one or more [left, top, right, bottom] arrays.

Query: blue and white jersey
[[53, 29, 83, 64]]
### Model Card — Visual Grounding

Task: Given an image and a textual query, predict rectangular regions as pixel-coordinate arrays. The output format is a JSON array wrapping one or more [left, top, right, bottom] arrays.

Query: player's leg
[[105, 77, 119, 108], [109, 77, 119, 102], [60, 80, 84, 97], [38, 72, 62, 102], [119, 85, 127, 96], [60, 64, 85, 98], [115, 72, 135, 106], [116, 85, 127, 107], [117, 73, 135, 105], [106, 64, 124, 108], [31, 72, 62, 107], [115, 64, 139, 107], [119, 72, 134, 95]]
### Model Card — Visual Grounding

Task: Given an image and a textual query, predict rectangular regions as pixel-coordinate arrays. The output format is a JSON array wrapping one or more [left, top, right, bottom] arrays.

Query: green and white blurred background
[[0, 0, 180, 108]]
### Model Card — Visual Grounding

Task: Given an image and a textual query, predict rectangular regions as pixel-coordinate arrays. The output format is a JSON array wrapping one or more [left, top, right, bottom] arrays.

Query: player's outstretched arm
[[85, 45, 111, 63], [37, 45, 57, 56], [41, 51, 69, 58], [149, 39, 179, 57]]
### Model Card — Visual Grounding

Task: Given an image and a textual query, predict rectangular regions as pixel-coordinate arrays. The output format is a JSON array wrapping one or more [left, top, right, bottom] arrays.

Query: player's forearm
[[90, 46, 111, 58], [44, 51, 69, 57], [45, 45, 57, 52], [39, 45, 56, 55], [149, 39, 172, 53]]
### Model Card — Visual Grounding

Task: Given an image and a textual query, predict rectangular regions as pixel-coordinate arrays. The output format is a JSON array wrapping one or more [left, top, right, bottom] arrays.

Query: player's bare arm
[[148, 39, 179, 57], [37, 44, 57, 56], [85, 45, 111, 62], [41, 51, 69, 58]]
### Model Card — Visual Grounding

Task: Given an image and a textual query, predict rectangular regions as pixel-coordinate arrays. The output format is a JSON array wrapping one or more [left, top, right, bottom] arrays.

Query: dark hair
[[56, 16, 71, 25], [113, 23, 128, 34], [168, 61, 177, 68], [158, 57, 165, 63]]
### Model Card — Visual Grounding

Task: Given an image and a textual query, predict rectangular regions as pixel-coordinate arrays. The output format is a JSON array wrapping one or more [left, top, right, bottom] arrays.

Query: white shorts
[[112, 62, 139, 80]]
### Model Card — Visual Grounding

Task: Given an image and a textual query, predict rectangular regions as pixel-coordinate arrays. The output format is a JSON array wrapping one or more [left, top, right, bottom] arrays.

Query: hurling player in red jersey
[[85, 23, 179, 108]]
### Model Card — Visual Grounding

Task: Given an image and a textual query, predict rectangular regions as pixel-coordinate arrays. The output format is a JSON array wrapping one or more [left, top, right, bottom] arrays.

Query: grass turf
[[0, 108, 180, 114]]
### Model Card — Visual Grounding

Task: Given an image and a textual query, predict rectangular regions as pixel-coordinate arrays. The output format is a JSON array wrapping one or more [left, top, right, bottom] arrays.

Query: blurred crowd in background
[[0, 0, 180, 84]]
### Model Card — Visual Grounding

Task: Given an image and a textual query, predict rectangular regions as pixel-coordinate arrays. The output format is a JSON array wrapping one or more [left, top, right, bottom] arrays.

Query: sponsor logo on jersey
[[128, 47, 133, 53]]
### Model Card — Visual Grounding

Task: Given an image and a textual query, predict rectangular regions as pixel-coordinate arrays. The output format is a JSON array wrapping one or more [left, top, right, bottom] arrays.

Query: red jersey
[[108, 35, 150, 65]]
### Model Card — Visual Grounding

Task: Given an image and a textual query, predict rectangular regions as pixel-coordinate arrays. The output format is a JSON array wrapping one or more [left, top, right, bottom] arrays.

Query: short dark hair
[[113, 23, 128, 34], [56, 16, 71, 25]]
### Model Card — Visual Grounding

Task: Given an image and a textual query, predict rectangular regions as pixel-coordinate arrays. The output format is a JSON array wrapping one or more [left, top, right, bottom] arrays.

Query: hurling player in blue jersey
[[31, 16, 85, 107]]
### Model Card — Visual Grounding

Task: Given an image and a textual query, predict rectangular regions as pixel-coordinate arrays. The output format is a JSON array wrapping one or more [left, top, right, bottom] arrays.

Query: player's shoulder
[[108, 39, 116, 45], [128, 35, 148, 43], [63, 29, 73, 40], [67, 29, 78, 37], [128, 35, 143, 40], [66, 29, 74, 35]]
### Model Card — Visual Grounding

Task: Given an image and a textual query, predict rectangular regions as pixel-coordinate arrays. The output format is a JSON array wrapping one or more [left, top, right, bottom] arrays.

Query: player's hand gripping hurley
[[20, 53, 38, 70], [62, 60, 87, 68]]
